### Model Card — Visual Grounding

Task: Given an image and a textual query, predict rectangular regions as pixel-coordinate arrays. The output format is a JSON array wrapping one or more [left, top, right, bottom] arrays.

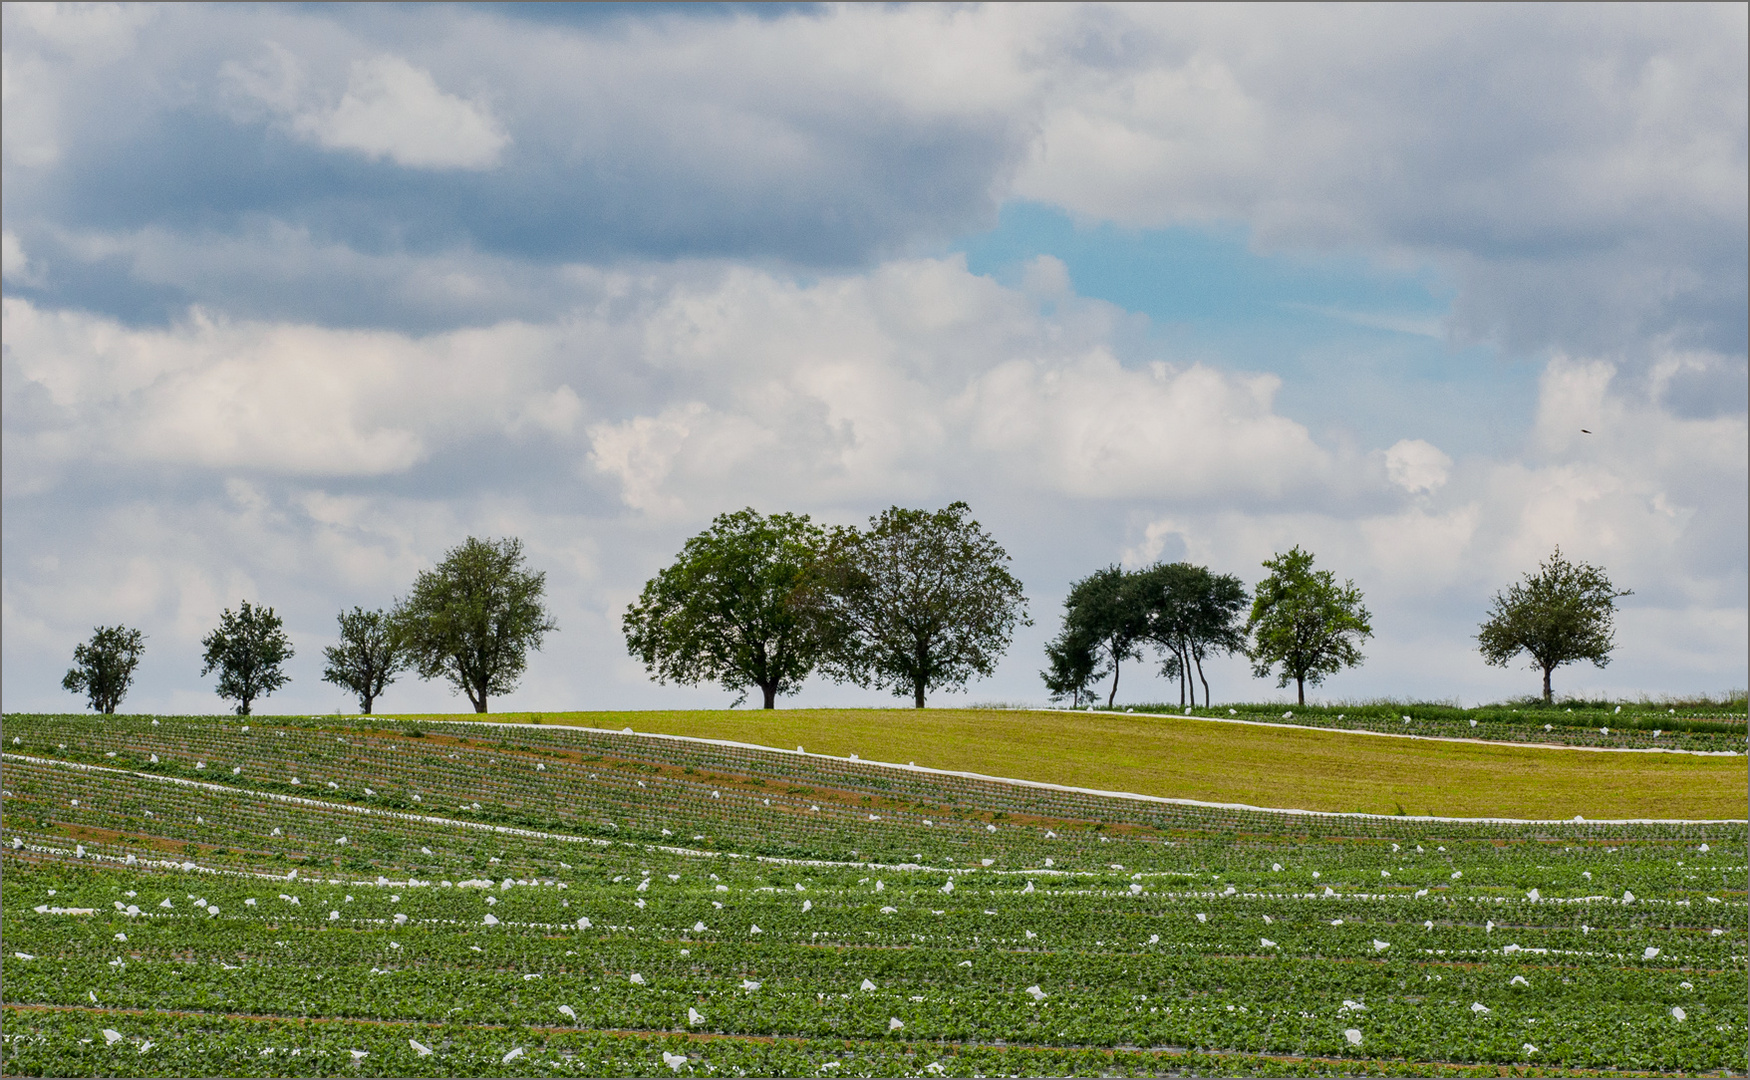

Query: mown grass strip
[[388, 709, 1748, 821]]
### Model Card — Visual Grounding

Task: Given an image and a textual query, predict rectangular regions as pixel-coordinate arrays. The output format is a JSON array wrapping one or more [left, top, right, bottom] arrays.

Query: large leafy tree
[[1477, 546, 1631, 703], [1246, 547, 1372, 706], [1049, 565, 1151, 709], [623, 508, 828, 709], [200, 601, 293, 716], [62, 625, 146, 714], [808, 502, 1029, 708], [322, 607, 408, 715], [1139, 563, 1249, 708], [393, 536, 557, 713]]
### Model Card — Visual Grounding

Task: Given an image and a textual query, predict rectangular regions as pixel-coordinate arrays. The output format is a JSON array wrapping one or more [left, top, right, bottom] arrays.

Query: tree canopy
[[806, 502, 1028, 708], [1246, 547, 1372, 706], [62, 625, 146, 714], [1477, 546, 1631, 703], [623, 508, 828, 709], [1051, 565, 1150, 709], [199, 601, 293, 716], [1041, 624, 1108, 709], [393, 536, 557, 713], [1043, 562, 1248, 709], [1138, 562, 1249, 708], [322, 607, 407, 715]]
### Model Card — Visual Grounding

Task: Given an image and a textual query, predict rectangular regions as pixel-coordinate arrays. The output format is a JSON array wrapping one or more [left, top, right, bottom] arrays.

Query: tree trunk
[[1194, 651, 1210, 707], [1177, 644, 1187, 708], [475, 686, 489, 713], [914, 680, 926, 709], [1542, 664, 1553, 704], [1107, 655, 1120, 709], [362, 692, 374, 715], [762, 682, 778, 709], [1296, 676, 1305, 707]]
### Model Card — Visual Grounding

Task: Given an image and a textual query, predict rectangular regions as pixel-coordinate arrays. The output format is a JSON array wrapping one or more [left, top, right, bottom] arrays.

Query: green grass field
[[393, 708, 1748, 821]]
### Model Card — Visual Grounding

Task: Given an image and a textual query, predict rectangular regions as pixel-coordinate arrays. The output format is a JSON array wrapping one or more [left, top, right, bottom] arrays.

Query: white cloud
[[224, 49, 509, 170], [1384, 439, 1452, 495], [297, 55, 508, 170], [1, 230, 40, 285], [0, 298, 574, 478]]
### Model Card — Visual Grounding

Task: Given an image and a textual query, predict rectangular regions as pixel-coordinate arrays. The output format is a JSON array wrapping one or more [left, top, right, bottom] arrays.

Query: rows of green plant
[[2, 715, 1744, 1075], [6, 1004, 1672, 1078]]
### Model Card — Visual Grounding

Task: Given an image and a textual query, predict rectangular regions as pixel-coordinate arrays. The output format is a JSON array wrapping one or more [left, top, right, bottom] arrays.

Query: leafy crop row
[[2, 714, 1744, 1076]]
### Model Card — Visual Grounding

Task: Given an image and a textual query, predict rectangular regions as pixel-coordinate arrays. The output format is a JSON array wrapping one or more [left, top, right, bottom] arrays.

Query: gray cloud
[[4, 4, 1741, 359]]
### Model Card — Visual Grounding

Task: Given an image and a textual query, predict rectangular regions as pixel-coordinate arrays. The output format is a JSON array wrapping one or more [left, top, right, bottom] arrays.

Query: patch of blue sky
[[953, 202, 1539, 458]]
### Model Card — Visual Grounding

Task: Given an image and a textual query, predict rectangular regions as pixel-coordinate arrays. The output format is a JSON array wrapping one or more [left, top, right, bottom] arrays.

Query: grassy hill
[[393, 707, 1748, 821]]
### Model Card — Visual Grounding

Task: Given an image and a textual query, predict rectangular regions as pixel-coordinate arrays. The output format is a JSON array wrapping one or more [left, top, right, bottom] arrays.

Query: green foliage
[[393, 537, 557, 713], [1045, 563, 1249, 710], [1478, 547, 1632, 703], [623, 509, 828, 709], [1246, 548, 1372, 706], [1048, 566, 1147, 709], [2, 713, 1745, 1077], [199, 601, 292, 716], [61, 625, 145, 714], [1136, 562, 1248, 708], [807, 503, 1029, 708], [1041, 623, 1107, 708], [322, 607, 407, 715]]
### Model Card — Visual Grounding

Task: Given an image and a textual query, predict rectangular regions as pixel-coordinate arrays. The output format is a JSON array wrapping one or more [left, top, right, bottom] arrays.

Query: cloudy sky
[[4, 2, 1745, 715]]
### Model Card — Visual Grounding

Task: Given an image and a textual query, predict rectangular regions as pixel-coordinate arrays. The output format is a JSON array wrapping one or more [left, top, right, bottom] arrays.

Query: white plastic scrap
[[1025, 985, 1047, 1002], [663, 1050, 689, 1071], [502, 1047, 524, 1064], [1344, 1029, 1362, 1046], [102, 1029, 124, 1045], [409, 1039, 432, 1057], [688, 1007, 704, 1025], [558, 1005, 577, 1020]]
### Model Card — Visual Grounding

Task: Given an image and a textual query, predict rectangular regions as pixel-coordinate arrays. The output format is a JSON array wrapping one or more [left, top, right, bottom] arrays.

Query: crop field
[[1, 712, 1745, 1077]]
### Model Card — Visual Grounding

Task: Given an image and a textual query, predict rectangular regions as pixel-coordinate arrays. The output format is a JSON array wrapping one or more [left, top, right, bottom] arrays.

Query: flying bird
[[1580, 428, 1592, 434]]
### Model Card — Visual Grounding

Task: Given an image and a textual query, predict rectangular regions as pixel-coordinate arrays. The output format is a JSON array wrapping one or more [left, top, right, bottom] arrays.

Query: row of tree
[[61, 504, 1630, 714], [61, 537, 556, 716], [1042, 548, 1372, 709], [623, 504, 1028, 709]]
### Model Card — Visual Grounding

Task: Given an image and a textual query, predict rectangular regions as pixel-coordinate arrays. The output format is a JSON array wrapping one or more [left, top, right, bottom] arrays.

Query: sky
[[3, 2, 1746, 716]]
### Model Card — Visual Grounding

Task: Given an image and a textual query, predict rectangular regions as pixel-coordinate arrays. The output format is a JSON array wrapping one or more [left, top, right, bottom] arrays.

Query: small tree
[[623, 508, 828, 709], [1477, 546, 1631, 703], [322, 607, 407, 715], [62, 625, 146, 714], [1052, 565, 1151, 709], [1040, 624, 1108, 709], [1246, 547, 1372, 706], [393, 536, 557, 713], [200, 601, 294, 716], [808, 502, 1029, 708]]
